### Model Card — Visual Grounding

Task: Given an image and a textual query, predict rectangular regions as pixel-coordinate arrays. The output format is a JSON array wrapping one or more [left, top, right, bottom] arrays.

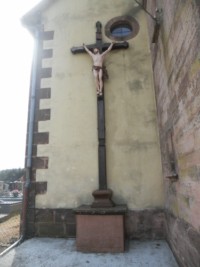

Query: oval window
[[105, 16, 139, 41]]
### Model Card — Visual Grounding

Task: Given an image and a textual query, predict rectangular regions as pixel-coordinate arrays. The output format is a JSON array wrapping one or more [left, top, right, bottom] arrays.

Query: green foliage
[[0, 168, 25, 183]]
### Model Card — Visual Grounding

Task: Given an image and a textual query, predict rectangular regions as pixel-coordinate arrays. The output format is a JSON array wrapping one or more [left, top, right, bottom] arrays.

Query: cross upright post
[[71, 22, 129, 207]]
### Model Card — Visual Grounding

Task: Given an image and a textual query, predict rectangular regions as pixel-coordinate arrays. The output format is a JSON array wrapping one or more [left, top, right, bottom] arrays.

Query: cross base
[[91, 189, 115, 208], [74, 204, 127, 253]]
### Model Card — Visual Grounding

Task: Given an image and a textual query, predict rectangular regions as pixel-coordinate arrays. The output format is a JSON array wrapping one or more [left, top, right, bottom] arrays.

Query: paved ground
[[0, 238, 179, 267]]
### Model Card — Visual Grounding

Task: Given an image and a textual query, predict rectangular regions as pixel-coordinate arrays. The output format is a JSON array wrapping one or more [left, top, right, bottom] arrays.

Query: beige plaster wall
[[36, 0, 164, 210]]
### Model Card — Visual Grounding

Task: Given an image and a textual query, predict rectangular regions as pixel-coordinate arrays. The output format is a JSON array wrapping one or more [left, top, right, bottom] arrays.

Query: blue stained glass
[[111, 25, 132, 37]]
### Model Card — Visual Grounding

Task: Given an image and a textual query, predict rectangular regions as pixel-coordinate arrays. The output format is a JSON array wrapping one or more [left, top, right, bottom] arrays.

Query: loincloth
[[92, 65, 109, 80], [92, 65, 102, 71]]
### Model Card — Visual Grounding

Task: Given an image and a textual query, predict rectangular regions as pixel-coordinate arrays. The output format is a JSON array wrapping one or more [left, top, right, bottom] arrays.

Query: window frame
[[105, 16, 139, 41]]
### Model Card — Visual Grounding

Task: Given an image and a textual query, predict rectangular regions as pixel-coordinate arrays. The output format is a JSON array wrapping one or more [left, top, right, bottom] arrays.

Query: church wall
[[35, 0, 164, 210], [147, 1, 200, 266], [24, 0, 165, 239]]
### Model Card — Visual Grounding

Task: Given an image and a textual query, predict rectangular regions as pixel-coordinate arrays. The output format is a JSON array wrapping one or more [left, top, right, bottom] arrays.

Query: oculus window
[[105, 16, 139, 41]]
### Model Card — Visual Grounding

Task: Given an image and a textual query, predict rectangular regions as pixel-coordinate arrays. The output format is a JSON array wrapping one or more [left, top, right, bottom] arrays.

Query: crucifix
[[71, 22, 129, 207]]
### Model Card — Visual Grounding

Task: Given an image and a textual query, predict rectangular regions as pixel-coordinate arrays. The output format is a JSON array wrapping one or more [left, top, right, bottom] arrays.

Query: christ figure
[[83, 42, 114, 96]]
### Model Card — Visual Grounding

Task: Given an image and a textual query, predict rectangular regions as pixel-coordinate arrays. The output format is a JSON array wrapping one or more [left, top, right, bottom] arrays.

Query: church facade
[[22, 0, 200, 266]]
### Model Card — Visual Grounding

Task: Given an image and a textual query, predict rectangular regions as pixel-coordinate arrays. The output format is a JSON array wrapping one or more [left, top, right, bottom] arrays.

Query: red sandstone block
[[76, 215, 124, 253], [41, 31, 54, 40], [33, 132, 49, 145], [177, 133, 195, 155], [186, 150, 200, 167], [35, 109, 51, 121], [37, 88, 51, 99], [194, 128, 200, 149], [32, 157, 49, 169]]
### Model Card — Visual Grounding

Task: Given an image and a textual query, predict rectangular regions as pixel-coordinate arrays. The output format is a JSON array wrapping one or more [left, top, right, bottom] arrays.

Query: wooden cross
[[71, 21, 128, 54], [71, 22, 129, 207]]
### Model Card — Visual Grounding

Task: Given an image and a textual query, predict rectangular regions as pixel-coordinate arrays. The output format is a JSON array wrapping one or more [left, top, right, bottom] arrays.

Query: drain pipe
[[21, 26, 40, 240], [0, 27, 40, 257]]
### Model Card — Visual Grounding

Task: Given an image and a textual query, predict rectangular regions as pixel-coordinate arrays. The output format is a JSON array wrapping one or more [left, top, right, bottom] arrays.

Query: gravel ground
[[0, 238, 179, 267], [0, 214, 20, 247]]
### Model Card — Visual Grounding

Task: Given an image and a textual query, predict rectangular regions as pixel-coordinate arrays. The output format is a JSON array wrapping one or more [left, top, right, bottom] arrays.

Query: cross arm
[[71, 44, 96, 54], [108, 41, 129, 50], [71, 41, 129, 54]]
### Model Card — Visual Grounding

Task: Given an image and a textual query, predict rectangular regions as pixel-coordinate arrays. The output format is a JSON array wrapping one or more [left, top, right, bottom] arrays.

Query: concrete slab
[[0, 238, 179, 267]]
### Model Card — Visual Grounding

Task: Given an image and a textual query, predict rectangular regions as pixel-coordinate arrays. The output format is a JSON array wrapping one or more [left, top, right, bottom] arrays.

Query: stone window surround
[[105, 15, 140, 41]]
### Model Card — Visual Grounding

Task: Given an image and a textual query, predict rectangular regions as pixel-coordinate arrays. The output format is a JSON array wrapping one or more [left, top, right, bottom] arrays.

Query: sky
[[0, 0, 41, 170]]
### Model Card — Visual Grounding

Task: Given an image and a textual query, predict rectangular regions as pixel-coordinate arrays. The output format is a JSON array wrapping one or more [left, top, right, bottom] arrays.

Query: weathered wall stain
[[128, 80, 143, 92]]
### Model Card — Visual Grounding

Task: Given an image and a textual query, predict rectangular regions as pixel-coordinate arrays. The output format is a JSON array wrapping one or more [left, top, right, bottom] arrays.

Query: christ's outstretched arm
[[101, 42, 114, 57], [83, 43, 93, 57]]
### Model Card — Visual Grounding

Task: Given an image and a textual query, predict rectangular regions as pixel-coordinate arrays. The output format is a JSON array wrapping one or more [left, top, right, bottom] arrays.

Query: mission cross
[[71, 21, 128, 205]]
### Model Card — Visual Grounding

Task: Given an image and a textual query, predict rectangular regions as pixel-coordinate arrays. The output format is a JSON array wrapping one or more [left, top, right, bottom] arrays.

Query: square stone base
[[76, 214, 125, 253]]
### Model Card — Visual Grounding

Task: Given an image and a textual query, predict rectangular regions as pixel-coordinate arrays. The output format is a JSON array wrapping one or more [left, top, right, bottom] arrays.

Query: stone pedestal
[[74, 205, 127, 253], [91, 189, 115, 208]]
